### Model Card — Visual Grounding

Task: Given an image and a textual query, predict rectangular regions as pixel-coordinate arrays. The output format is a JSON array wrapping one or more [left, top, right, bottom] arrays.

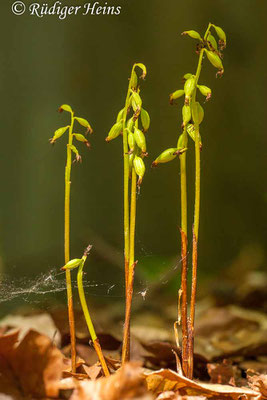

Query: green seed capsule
[[116, 109, 125, 123], [134, 127, 146, 153], [105, 121, 123, 142], [152, 148, 178, 166], [187, 124, 203, 148], [170, 89, 185, 104], [182, 104, 191, 126], [213, 25, 226, 45], [131, 91, 142, 110], [184, 77, 195, 101], [128, 131, 136, 153], [192, 102, 204, 125], [49, 126, 69, 144], [74, 133, 90, 148], [205, 50, 224, 71], [75, 117, 93, 134], [141, 108, 150, 132], [130, 71, 138, 90], [59, 104, 72, 113], [197, 85, 212, 100], [133, 156, 145, 185], [177, 134, 185, 149], [69, 144, 82, 163], [127, 117, 134, 132], [129, 153, 134, 170], [207, 33, 218, 50], [184, 73, 194, 80], [61, 258, 82, 271], [182, 30, 202, 41]]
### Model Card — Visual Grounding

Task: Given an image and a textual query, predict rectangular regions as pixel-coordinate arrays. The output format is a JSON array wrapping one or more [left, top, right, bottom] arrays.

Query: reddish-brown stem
[[180, 229, 189, 377], [93, 339, 110, 377]]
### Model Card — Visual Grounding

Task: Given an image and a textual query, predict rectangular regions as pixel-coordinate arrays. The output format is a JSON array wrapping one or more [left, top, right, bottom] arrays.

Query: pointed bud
[[140, 108, 150, 132], [207, 33, 218, 50], [133, 156, 145, 186], [75, 117, 93, 134], [170, 90, 185, 105], [152, 148, 178, 166], [116, 108, 125, 123], [182, 30, 202, 41], [192, 102, 204, 125], [197, 85, 212, 101], [127, 117, 134, 132], [105, 121, 123, 142], [69, 144, 82, 163], [135, 63, 147, 79], [184, 77, 195, 102], [49, 126, 69, 144], [134, 127, 147, 153], [184, 73, 194, 80], [61, 258, 82, 271], [205, 49, 224, 72], [131, 91, 142, 110], [213, 25, 226, 48], [128, 131, 136, 153], [182, 104, 191, 127], [58, 104, 72, 113], [74, 133, 90, 148], [130, 71, 138, 90]]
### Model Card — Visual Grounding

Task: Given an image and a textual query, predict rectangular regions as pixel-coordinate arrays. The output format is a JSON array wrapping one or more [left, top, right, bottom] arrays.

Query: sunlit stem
[[77, 253, 110, 377], [64, 112, 76, 373]]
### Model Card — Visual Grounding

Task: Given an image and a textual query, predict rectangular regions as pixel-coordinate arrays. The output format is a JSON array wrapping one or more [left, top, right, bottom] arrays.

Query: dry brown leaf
[[10, 330, 65, 398], [82, 364, 102, 380], [248, 371, 267, 399], [145, 369, 260, 399], [156, 392, 206, 400], [207, 359, 241, 385], [70, 362, 147, 400]]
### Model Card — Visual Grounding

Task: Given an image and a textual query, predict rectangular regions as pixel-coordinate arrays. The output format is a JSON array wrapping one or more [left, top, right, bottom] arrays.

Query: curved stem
[[64, 112, 76, 373], [77, 258, 110, 377], [122, 166, 137, 363], [188, 23, 212, 379]]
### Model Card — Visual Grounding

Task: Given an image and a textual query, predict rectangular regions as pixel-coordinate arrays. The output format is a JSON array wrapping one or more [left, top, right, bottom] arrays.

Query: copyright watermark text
[[11, 1, 122, 19]]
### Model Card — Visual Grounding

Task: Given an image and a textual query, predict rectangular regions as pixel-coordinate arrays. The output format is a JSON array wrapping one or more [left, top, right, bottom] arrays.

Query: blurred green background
[[0, 0, 266, 312]]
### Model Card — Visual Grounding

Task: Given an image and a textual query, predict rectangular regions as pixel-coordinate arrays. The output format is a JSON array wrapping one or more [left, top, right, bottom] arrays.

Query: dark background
[[0, 0, 266, 313]]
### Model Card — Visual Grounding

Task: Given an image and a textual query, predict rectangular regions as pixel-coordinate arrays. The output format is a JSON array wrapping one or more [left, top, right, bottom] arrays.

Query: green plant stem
[[188, 23, 212, 379], [64, 112, 76, 373], [77, 257, 110, 377], [121, 65, 137, 362], [179, 128, 189, 377]]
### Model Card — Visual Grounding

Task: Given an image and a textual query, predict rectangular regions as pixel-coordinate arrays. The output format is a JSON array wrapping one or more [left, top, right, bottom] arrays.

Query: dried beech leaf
[[207, 359, 241, 385], [70, 362, 147, 400], [248, 371, 267, 399], [145, 369, 260, 399], [82, 364, 102, 380]]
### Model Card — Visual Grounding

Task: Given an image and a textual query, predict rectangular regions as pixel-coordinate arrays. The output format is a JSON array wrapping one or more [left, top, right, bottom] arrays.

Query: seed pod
[[49, 126, 69, 144], [75, 117, 93, 134], [177, 134, 185, 149], [205, 49, 224, 71], [207, 33, 218, 50], [105, 121, 123, 142], [135, 63, 147, 79], [192, 102, 204, 125], [131, 91, 142, 110], [152, 148, 178, 166], [130, 71, 138, 90], [141, 108, 150, 132], [184, 73, 194, 80], [182, 104, 191, 127], [170, 89, 185, 104], [127, 117, 134, 132], [128, 131, 135, 153], [129, 153, 134, 170], [134, 156, 145, 185], [116, 108, 125, 123], [69, 144, 82, 163], [184, 77, 195, 102], [134, 127, 146, 153], [59, 104, 72, 113], [61, 258, 82, 271], [182, 30, 202, 41], [74, 133, 90, 148], [197, 85, 212, 101], [187, 124, 203, 148], [213, 25, 226, 46]]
